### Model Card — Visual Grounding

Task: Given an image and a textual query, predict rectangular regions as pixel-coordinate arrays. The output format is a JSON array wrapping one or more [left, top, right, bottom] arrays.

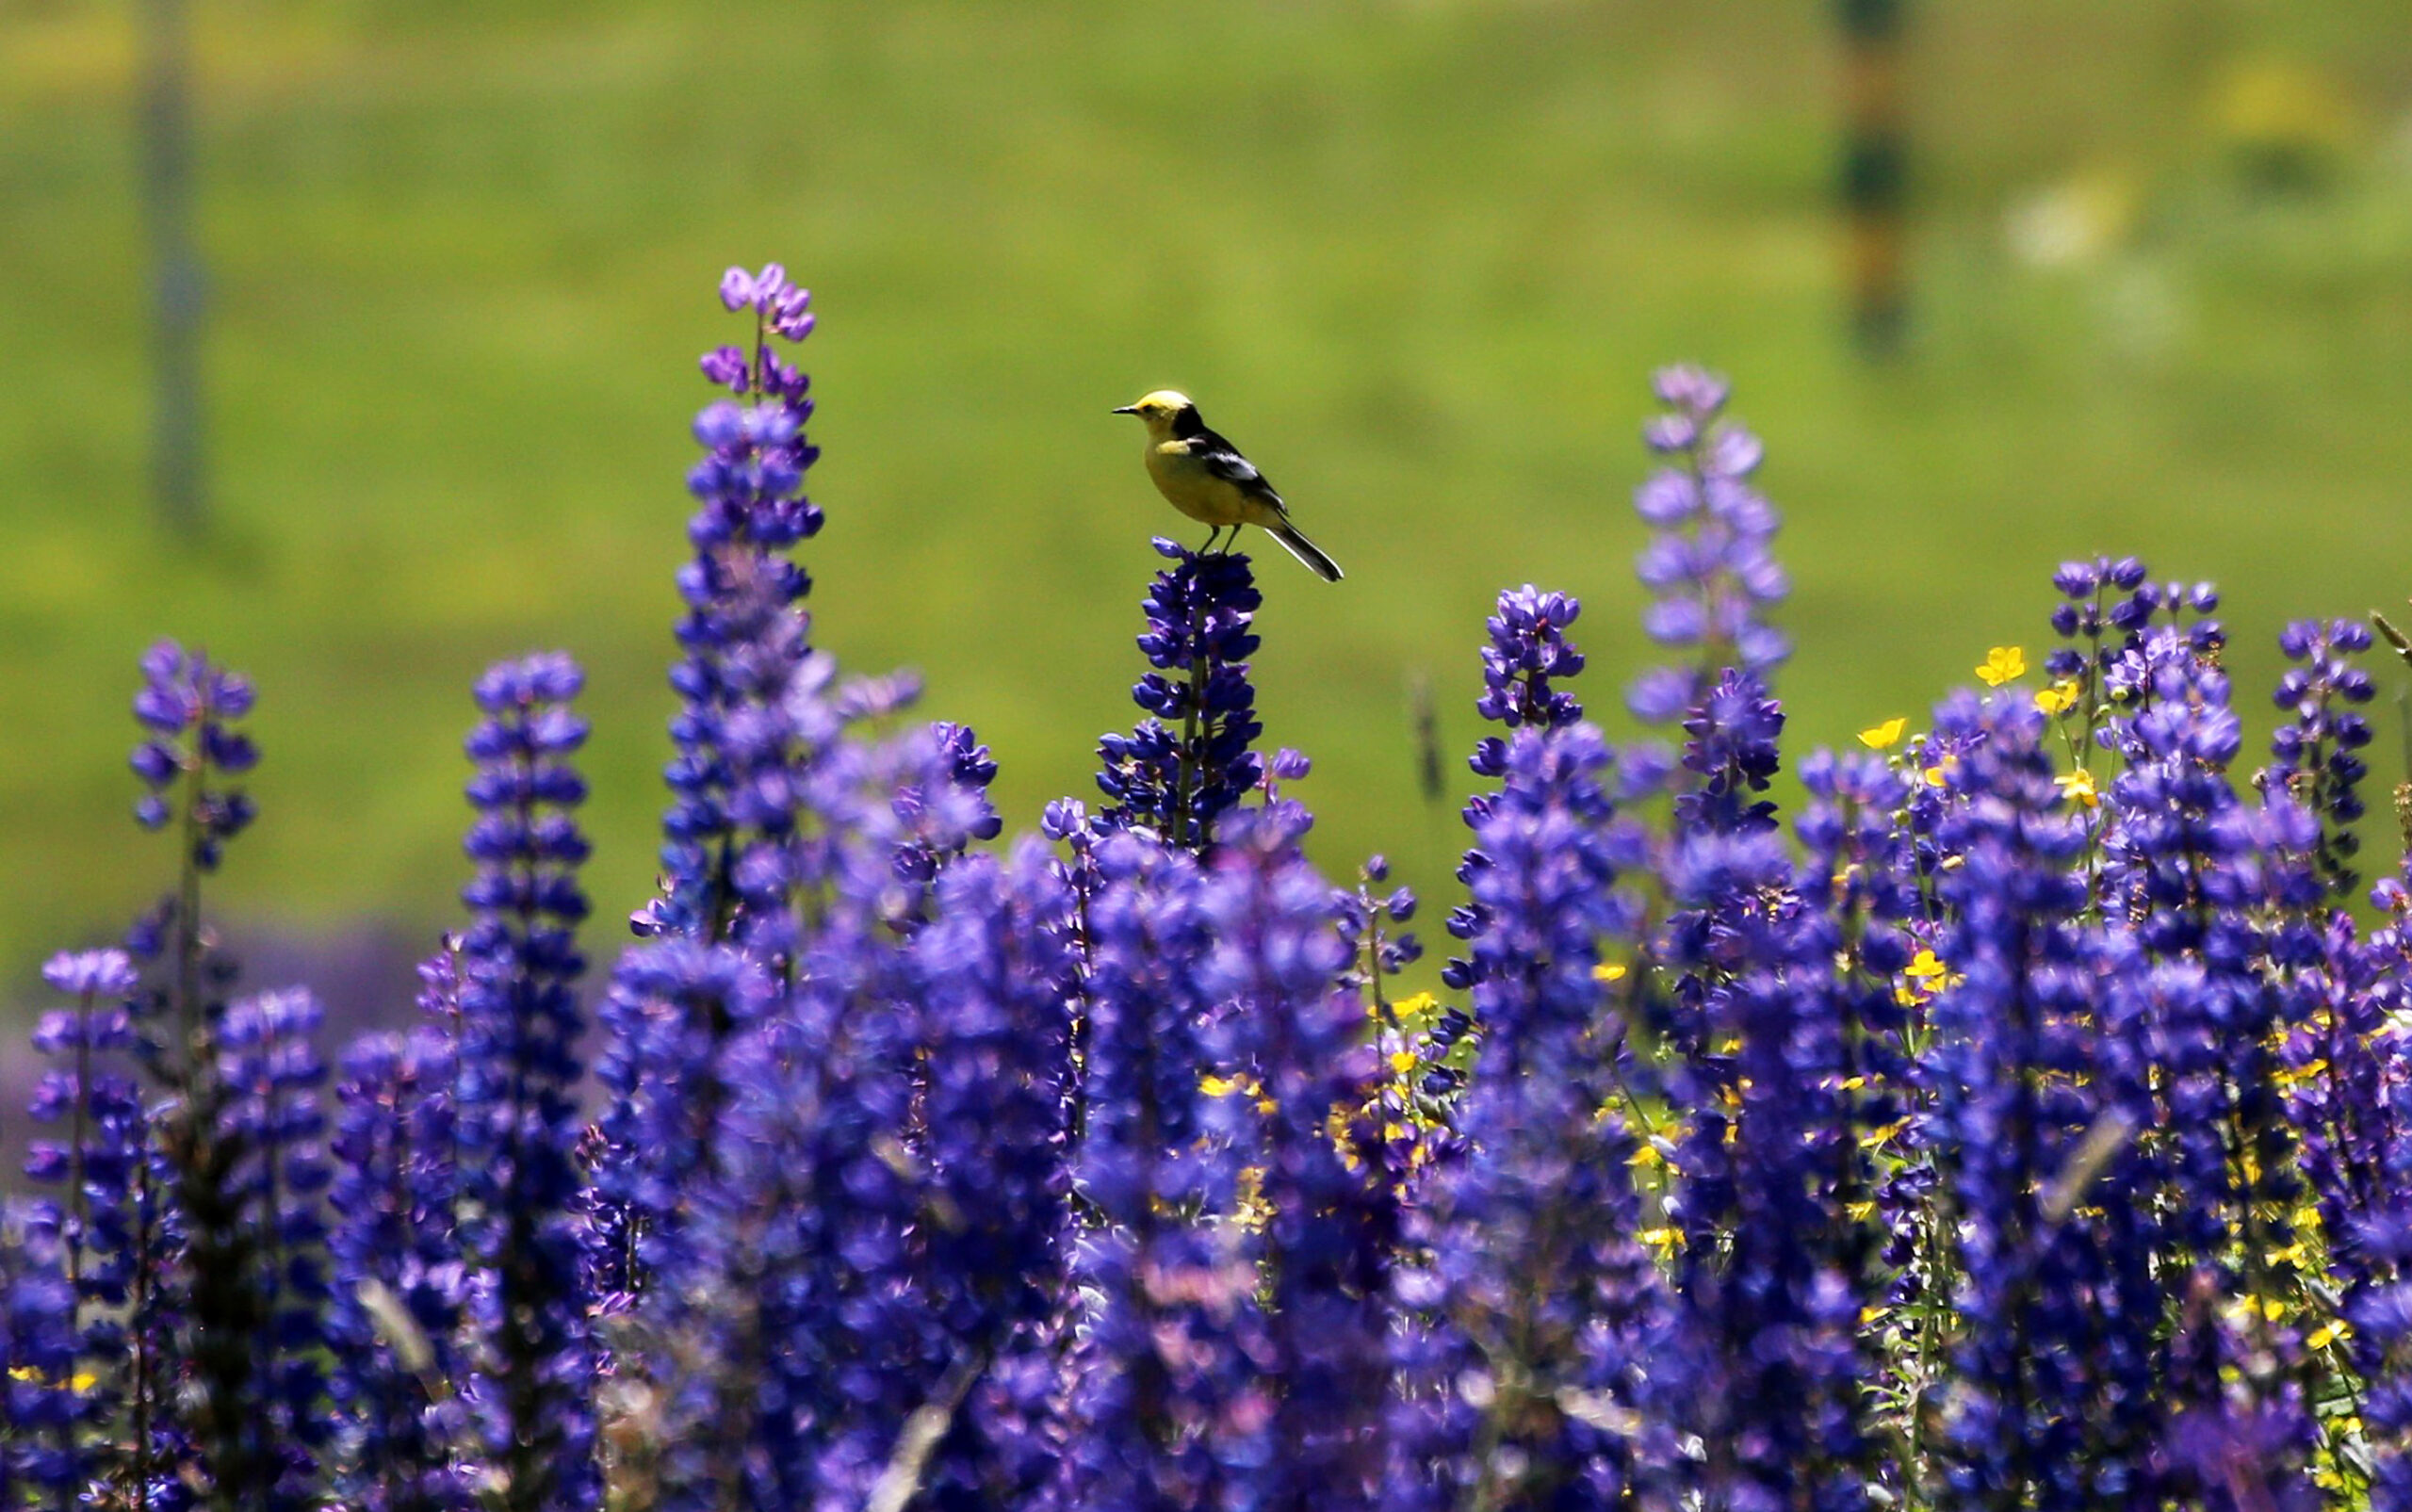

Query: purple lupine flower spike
[[1094, 540, 1265, 853], [1200, 807, 1394, 1509], [215, 987, 334, 1510], [326, 1028, 471, 1512], [1394, 723, 1663, 1510], [645, 265, 824, 950], [1468, 585, 1584, 782], [1627, 369, 1788, 726], [2267, 618, 2376, 898], [454, 653, 599, 1512], [1059, 831, 1262, 1511]]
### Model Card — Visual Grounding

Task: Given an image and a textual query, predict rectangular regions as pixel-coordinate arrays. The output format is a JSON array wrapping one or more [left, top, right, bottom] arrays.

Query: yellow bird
[[1112, 390, 1343, 582]]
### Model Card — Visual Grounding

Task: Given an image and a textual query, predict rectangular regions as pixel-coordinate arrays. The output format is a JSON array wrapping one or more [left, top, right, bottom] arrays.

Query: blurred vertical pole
[[1838, 0, 1908, 357], [140, 0, 207, 534]]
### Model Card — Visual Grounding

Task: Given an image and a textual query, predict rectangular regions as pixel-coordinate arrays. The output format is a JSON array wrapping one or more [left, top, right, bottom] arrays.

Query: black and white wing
[[1181, 428, 1285, 510]]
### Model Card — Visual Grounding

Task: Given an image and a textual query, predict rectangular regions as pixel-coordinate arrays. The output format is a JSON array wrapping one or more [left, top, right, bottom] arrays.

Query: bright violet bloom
[[1093, 540, 1265, 852], [455, 652, 598, 1512], [1627, 367, 1788, 724]]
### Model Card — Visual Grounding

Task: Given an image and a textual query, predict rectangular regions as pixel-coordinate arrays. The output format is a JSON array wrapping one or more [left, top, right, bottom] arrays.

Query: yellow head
[[1112, 389, 1198, 438]]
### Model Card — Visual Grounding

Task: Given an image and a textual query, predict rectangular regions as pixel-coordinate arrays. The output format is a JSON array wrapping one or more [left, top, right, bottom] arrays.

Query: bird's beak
[[1111, 405, 1138, 415]]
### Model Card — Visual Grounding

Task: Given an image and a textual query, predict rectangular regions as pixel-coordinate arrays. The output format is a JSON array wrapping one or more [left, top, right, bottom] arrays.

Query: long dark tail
[[1263, 521, 1343, 583]]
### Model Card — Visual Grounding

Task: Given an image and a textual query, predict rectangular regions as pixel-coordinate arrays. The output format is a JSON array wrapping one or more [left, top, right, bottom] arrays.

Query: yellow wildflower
[[1389, 1049, 1420, 1076], [2056, 767, 2099, 810], [1903, 949, 1948, 983], [1857, 717, 1907, 750], [1923, 756, 1957, 789], [2034, 678, 2081, 715], [1592, 962, 1628, 984], [1977, 646, 2027, 687], [1860, 1118, 1911, 1150]]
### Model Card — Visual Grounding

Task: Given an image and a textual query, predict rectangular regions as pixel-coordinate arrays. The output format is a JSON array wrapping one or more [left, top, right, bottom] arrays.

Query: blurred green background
[[6, 0, 2412, 991]]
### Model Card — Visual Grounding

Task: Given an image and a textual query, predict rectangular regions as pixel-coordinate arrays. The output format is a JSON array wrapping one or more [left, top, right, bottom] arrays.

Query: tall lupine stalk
[[1060, 832, 1261, 1511], [2305, 862, 2412, 1503], [130, 640, 285, 1512], [326, 1028, 471, 1512], [1624, 366, 1789, 728], [2266, 619, 2377, 901], [1659, 821, 1888, 1511], [1335, 854, 1429, 1201], [22, 949, 142, 1498], [589, 939, 774, 1315], [453, 653, 597, 1512], [904, 839, 1078, 1509], [3, 1208, 79, 1510], [2096, 596, 2321, 1476], [1794, 748, 1927, 1492], [214, 987, 334, 1510], [1199, 804, 1396, 1511], [2043, 558, 2156, 769], [1928, 690, 2163, 1508], [595, 268, 870, 1311], [1394, 719, 1663, 1512], [1428, 584, 1596, 1114], [643, 263, 824, 954], [1094, 541, 1265, 853], [605, 723, 1003, 1508]]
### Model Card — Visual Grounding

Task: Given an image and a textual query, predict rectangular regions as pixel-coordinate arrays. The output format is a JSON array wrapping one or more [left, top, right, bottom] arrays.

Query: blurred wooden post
[[1838, 0, 1908, 357], [140, 0, 207, 533]]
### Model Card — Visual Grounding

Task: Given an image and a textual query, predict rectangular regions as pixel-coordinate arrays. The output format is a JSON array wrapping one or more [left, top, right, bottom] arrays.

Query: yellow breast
[[1144, 441, 1289, 531], [1145, 441, 1245, 527]]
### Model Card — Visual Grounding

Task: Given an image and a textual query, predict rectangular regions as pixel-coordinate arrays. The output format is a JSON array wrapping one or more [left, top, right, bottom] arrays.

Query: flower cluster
[[1626, 366, 1789, 723], [12, 279, 2412, 1512], [1094, 540, 1265, 851], [2268, 618, 2377, 897]]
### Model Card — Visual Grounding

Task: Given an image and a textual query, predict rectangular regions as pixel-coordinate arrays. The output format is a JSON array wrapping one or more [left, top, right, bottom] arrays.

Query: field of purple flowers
[[3, 263, 2407, 1510]]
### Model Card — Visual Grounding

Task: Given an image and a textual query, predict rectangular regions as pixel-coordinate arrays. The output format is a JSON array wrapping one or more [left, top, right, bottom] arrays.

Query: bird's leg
[[1200, 526, 1224, 555]]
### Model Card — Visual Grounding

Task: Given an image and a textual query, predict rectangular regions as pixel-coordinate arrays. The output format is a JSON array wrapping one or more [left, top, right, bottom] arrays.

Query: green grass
[[4, 0, 2411, 984]]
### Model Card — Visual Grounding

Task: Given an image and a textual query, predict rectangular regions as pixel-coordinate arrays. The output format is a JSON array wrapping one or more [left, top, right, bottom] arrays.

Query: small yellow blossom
[[1233, 1166, 1268, 1230], [1857, 717, 1907, 750], [2307, 1319, 2348, 1350], [1977, 645, 2027, 687], [1389, 1049, 1420, 1076], [1860, 1118, 1911, 1150], [1898, 950, 1957, 1008], [1638, 1227, 1681, 1253], [2034, 678, 2082, 716], [2056, 767, 2099, 809], [1592, 962, 1628, 984], [1923, 756, 1958, 789]]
